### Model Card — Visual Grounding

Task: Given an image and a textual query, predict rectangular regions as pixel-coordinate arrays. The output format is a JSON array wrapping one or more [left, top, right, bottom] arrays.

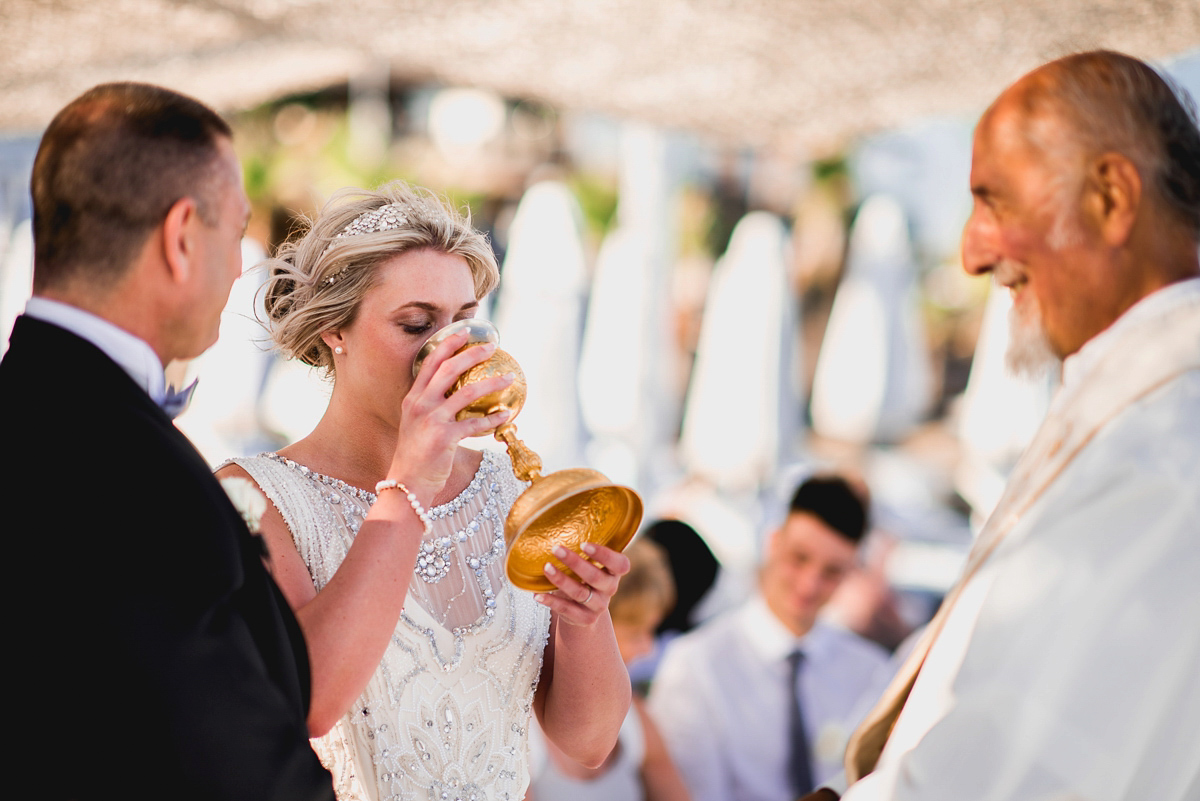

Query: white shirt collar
[[739, 594, 835, 664], [24, 296, 166, 401], [1061, 276, 1200, 392]]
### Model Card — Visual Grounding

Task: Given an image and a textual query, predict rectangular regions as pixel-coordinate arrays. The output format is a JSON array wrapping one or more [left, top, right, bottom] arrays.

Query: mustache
[[992, 260, 1024, 288]]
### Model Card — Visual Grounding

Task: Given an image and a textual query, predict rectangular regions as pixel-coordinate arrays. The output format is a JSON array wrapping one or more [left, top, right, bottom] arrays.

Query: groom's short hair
[[31, 82, 233, 293]]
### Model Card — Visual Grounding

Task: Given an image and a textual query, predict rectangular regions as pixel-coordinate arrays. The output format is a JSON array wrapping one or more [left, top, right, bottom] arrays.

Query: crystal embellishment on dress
[[265, 450, 518, 638], [230, 448, 549, 800], [263, 452, 374, 502], [415, 458, 507, 589], [264, 452, 371, 538]]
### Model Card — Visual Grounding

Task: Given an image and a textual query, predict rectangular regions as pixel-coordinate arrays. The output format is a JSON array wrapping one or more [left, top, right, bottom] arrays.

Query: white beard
[[1006, 303, 1059, 378], [994, 260, 1060, 379]]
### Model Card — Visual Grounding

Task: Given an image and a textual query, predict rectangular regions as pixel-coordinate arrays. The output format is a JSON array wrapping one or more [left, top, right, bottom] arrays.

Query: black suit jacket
[[2, 315, 334, 801]]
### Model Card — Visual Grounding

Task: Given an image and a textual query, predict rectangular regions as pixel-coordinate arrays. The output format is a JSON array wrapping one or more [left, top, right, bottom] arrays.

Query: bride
[[218, 181, 631, 801]]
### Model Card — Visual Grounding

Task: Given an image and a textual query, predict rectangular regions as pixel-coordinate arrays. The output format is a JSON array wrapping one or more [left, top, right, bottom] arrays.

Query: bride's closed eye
[[400, 307, 476, 337], [400, 321, 433, 336]]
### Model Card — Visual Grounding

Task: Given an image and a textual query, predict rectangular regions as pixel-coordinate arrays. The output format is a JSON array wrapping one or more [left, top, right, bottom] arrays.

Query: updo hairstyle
[[261, 181, 500, 372]]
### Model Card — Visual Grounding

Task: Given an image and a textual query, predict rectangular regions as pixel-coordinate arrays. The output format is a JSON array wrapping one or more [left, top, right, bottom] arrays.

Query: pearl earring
[[334, 346, 344, 355]]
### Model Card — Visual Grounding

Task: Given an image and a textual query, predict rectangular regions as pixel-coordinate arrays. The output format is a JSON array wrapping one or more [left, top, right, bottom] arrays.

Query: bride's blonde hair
[[261, 181, 500, 373]]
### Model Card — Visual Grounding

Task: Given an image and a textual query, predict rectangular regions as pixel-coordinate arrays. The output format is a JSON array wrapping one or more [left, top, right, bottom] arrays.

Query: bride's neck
[[281, 397, 483, 505], [282, 399, 397, 493]]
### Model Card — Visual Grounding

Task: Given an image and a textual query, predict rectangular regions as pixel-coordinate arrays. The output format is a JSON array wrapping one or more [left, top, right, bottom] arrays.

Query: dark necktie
[[787, 649, 815, 797]]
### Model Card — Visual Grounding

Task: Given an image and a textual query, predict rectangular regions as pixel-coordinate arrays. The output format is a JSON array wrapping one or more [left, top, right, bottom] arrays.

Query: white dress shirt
[[844, 278, 1200, 801], [650, 596, 891, 801], [24, 296, 167, 401]]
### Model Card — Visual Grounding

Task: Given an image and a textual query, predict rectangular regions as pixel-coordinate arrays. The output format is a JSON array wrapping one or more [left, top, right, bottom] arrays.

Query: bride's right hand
[[388, 327, 513, 502]]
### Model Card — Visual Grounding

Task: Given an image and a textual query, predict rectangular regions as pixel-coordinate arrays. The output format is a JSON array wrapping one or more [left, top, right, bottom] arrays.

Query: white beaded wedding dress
[[228, 449, 552, 801]]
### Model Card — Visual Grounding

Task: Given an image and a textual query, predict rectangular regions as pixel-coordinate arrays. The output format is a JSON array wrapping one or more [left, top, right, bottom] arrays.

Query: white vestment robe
[[842, 278, 1200, 801]]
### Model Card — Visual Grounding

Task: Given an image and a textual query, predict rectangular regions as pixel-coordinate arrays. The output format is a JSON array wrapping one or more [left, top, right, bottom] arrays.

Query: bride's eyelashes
[[400, 309, 476, 336], [400, 321, 433, 336]]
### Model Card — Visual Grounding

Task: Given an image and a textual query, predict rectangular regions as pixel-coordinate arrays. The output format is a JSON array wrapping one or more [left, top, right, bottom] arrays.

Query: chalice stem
[[494, 423, 543, 483]]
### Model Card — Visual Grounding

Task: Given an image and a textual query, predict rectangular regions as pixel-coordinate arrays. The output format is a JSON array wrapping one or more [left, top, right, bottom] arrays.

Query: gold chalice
[[414, 320, 643, 592]]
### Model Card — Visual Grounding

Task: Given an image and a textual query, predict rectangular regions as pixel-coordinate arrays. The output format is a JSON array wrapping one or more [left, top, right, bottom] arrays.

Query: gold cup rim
[[412, 318, 500, 378]]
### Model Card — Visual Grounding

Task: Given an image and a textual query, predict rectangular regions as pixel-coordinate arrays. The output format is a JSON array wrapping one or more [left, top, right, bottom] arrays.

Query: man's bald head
[[963, 51, 1200, 363], [1001, 51, 1200, 241]]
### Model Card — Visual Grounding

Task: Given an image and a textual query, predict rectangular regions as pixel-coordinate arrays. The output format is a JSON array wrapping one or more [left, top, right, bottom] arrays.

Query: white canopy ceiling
[[2, 1, 1199, 151]]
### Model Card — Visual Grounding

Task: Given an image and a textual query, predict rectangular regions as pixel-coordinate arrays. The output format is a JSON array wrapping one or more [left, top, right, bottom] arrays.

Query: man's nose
[[794, 564, 823, 598], [961, 211, 997, 277]]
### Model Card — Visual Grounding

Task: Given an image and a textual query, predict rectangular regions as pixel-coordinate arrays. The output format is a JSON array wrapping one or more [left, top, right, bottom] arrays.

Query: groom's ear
[[161, 196, 202, 284]]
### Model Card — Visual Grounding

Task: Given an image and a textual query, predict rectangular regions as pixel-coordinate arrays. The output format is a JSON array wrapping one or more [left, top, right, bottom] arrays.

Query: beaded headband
[[323, 202, 410, 284]]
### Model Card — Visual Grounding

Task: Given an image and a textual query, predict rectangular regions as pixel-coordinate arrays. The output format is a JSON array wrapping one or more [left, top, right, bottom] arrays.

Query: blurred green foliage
[[566, 173, 619, 245]]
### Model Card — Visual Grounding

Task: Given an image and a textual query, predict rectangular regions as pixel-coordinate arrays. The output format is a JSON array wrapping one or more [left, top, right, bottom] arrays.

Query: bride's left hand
[[534, 543, 630, 626]]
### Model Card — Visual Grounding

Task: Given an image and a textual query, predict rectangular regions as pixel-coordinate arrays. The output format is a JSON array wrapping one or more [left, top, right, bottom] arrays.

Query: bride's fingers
[[405, 344, 494, 420], [409, 328, 472, 396], [399, 373, 513, 460], [552, 544, 624, 598], [406, 370, 511, 427], [424, 342, 498, 399], [441, 371, 514, 416], [455, 407, 513, 438]]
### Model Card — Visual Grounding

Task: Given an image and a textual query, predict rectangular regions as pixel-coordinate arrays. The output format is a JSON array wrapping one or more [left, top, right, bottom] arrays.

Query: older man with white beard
[[803, 50, 1200, 801]]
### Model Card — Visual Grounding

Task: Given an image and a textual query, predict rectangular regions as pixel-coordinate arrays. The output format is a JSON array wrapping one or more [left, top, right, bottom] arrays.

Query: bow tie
[[158, 378, 198, 419]]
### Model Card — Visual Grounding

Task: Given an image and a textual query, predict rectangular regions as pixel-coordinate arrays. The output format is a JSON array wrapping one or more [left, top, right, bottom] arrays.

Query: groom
[[2, 84, 334, 799]]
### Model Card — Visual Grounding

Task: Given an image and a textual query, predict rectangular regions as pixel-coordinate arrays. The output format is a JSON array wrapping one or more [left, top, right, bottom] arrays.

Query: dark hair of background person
[[789, 475, 869, 544], [30, 81, 233, 293], [643, 519, 720, 636], [1029, 50, 1200, 240]]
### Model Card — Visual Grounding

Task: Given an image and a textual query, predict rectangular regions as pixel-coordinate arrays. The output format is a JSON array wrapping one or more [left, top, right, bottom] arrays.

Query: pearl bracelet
[[375, 479, 433, 537]]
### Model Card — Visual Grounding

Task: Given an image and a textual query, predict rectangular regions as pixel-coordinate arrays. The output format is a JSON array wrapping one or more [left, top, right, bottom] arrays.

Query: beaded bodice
[[229, 449, 552, 801]]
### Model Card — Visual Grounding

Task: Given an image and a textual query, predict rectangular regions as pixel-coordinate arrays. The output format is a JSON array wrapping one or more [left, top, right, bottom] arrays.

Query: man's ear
[[162, 196, 200, 284], [1083, 152, 1141, 247]]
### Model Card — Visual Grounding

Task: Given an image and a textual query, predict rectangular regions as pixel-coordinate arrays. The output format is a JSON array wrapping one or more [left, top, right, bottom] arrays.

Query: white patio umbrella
[[490, 180, 590, 473], [679, 211, 801, 493], [810, 193, 933, 443], [578, 122, 677, 493]]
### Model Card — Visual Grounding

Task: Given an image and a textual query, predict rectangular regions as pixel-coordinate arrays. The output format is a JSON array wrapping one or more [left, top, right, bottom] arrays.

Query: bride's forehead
[[369, 249, 476, 295]]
